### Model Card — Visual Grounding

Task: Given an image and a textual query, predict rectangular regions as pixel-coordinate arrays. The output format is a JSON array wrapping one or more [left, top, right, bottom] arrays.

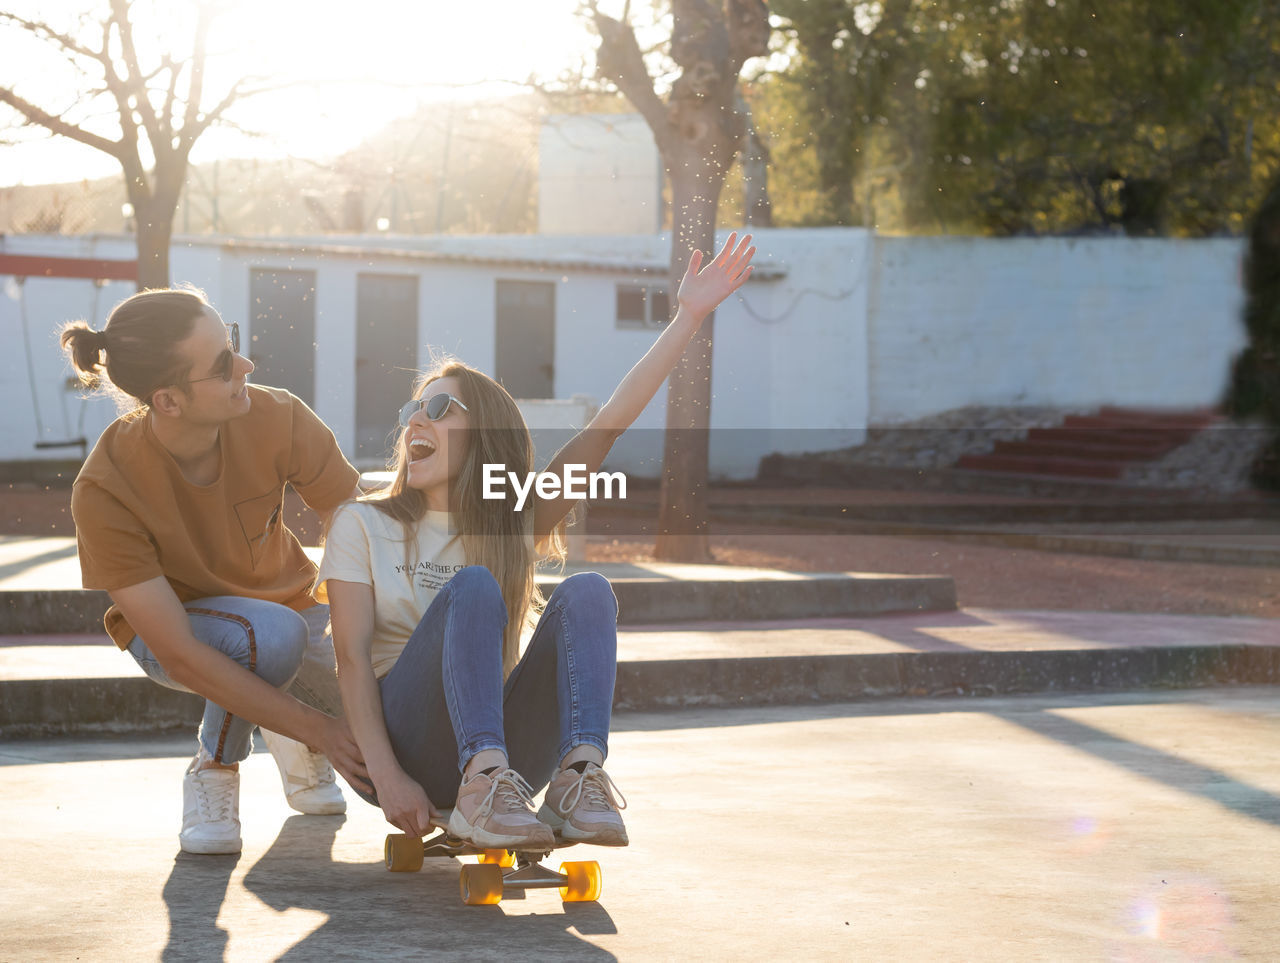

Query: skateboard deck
[[383, 810, 603, 905]]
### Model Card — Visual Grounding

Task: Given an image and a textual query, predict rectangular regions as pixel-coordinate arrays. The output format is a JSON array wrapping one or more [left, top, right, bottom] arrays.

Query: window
[[615, 283, 670, 328]]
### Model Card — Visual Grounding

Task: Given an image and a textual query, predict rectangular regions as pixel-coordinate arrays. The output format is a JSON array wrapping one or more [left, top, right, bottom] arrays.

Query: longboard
[[383, 810, 603, 906]]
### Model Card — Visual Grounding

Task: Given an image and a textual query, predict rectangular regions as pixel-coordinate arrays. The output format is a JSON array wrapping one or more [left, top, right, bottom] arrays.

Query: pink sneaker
[[447, 768, 555, 850], [538, 763, 628, 847]]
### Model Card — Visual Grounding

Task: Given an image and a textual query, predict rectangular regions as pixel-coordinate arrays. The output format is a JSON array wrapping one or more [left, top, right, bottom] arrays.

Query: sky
[[0, 0, 602, 187]]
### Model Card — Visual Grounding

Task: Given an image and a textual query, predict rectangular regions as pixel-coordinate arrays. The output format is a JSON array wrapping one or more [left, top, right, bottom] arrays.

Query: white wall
[[867, 236, 1247, 423], [538, 114, 662, 235], [546, 228, 870, 479], [0, 229, 1247, 478], [0, 234, 139, 462]]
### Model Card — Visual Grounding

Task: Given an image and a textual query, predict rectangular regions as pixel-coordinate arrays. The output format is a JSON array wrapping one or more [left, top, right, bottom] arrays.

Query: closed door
[[249, 269, 316, 407], [495, 280, 555, 399], [356, 273, 419, 461]]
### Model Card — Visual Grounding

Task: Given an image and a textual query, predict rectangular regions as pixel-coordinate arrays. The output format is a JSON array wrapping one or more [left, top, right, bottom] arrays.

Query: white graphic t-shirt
[[315, 500, 468, 678]]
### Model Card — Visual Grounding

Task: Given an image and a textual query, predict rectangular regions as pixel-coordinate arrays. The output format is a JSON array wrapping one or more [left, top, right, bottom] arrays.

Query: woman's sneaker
[[259, 728, 346, 815], [538, 762, 628, 846], [448, 768, 555, 850], [180, 755, 242, 855]]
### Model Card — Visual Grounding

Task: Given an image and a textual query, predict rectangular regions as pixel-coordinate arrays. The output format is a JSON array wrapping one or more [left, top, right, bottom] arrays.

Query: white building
[[0, 229, 1246, 479]]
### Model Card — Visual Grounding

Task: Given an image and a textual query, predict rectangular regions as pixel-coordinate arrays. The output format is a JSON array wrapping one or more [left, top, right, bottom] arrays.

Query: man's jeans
[[127, 597, 339, 764]]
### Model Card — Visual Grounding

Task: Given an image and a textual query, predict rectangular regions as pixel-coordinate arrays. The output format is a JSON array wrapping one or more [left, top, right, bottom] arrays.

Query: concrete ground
[[3, 687, 1279, 961]]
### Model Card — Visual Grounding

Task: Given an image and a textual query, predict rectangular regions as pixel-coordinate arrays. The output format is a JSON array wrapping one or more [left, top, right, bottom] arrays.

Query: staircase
[[955, 407, 1218, 480]]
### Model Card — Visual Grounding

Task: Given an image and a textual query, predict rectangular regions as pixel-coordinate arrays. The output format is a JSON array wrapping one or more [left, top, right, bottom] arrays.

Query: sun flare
[[1, 0, 594, 185]]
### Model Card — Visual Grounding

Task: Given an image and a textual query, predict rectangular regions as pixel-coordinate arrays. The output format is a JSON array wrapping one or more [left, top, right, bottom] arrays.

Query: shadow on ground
[[157, 815, 619, 960]]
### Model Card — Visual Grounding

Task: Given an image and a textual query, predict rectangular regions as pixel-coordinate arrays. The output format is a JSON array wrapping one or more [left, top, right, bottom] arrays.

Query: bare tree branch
[[108, 0, 163, 153], [160, 57, 181, 142], [0, 86, 121, 158], [0, 1, 256, 286], [179, 3, 211, 149], [0, 11, 105, 64], [185, 80, 244, 147], [590, 6, 670, 144], [185, 79, 289, 149]]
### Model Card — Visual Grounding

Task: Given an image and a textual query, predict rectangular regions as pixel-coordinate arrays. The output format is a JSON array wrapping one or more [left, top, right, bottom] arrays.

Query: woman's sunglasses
[[399, 392, 468, 428], [188, 322, 242, 385]]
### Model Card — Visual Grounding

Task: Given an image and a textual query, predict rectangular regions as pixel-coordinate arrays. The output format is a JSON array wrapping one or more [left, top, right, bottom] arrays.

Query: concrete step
[[1024, 426, 1188, 450], [954, 408, 1218, 482], [3, 609, 1277, 736], [990, 439, 1174, 462], [755, 457, 1280, 506], [954, 452, 1128, 479], [1063, 411, 1215, 432], [0, 564, 957, 634], [682, 507, 1280, 568], [1095, 405, 1219, 427]]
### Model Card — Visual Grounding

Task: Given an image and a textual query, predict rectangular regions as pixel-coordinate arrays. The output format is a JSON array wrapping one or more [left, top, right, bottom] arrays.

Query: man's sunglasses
[[399, 392, 468, 428], [188, 322, 241, 385]]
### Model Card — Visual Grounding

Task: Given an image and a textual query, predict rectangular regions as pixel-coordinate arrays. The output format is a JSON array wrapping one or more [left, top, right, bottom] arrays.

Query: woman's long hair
[[367, 358, 567, 676]]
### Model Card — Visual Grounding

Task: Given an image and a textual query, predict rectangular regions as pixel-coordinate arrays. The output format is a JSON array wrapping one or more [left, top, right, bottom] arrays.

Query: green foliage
[[764, 0, 1280, 236], [1227, 171, 1280, 488]]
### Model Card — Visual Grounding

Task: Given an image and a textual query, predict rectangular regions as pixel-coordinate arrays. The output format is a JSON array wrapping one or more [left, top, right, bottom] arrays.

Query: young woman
[[62, 288, 371, 855], [319, 233, 755, 849]]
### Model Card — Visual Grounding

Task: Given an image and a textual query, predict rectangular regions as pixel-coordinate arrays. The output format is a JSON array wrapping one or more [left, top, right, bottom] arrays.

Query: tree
[[1226, 172, 1280, 490], [769, 0, 918, 227], [589, 0, 770, 562], [0, 1, 262, 288], [910, 0, 1270, 236], [763, 0, 1280, 236]]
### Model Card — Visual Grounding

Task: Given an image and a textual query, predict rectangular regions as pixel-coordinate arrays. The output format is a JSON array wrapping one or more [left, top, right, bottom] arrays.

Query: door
[[495, 280, 555, 399], [249, 269, 316, 407], [356, 273, 419, 461]]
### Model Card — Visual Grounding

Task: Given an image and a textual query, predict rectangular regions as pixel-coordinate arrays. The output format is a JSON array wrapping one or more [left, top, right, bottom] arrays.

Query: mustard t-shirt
[[314, 501, 468, 679], [72, 385, 360, 648]]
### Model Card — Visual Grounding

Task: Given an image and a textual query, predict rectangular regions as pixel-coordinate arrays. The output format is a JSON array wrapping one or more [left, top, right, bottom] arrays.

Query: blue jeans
[[360, 566, 618, 810], [127, 598, 339, 764]]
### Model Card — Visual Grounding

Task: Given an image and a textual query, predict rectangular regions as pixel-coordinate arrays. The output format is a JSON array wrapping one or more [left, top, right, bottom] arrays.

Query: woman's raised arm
[[533, 233, 755, 542]]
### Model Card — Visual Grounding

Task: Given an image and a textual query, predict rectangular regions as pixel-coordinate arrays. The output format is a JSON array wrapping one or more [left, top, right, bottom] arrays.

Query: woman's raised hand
[[676, 232, 756, 322]]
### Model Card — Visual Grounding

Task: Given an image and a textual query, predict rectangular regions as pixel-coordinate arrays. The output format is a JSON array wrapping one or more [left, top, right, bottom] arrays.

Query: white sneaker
[[180, 755, 242, 855], [259, 728, 346, 815]]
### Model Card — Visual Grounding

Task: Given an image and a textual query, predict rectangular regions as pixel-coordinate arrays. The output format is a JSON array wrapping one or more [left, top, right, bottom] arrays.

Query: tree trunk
[[737, 89, 773, 227], [133, 195, 175, 290], [741, 125, 773, 227], [654, 152, 729, 562], [590, 1, 770, 562]]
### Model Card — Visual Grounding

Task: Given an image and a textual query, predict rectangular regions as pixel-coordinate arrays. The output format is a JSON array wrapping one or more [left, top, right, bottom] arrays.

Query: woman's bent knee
[[552, 572, 617, 615], [447, 566, 507, 616]]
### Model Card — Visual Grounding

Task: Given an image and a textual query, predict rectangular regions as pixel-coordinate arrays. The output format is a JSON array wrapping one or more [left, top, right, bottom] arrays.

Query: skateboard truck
[[383, 811, 603, 906]]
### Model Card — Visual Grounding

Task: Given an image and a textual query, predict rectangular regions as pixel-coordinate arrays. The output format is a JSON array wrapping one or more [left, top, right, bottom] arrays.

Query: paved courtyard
[[2, 688, 1278, 960]]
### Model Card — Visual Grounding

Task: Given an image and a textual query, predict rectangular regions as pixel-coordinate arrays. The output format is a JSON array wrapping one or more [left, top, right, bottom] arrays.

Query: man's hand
[[314, 715, 373, 796]]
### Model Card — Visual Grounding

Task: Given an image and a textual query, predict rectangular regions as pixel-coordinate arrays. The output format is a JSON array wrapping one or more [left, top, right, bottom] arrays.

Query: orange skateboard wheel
[[478, 848, 515, 868], [384, 833, 424, 872], [460, 863, 504, 905], [558, 861, 602, 902]]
